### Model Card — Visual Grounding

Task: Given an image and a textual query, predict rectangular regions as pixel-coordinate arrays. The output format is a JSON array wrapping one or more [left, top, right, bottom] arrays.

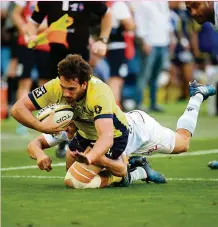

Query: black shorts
[[69, 131, 129, 160], [49, 44, 90, 78], [107, 49, 127, 78], [17, 45, 50, 79]]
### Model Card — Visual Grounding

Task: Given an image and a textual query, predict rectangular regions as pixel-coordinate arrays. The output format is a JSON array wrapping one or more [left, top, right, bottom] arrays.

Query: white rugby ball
[[36, 104, 74, 127]]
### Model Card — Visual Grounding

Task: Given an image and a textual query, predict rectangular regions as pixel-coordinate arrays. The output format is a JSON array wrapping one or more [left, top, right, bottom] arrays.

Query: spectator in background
[[106, 1, 135, 109], [185, 1, 218, 30], [169, 2, 194, 102], [134, 2, 171, 112], [1, 2, 19, 114], [12, 1, 50, 134]]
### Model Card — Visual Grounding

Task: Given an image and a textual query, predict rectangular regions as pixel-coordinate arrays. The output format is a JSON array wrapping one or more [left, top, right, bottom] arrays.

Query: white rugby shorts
[[124, 110, 176, 156]]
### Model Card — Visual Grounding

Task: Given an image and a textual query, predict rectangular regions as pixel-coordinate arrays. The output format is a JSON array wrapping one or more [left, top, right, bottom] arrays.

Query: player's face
[[186, 1, 209, 24], [60, 76, 87, 105]]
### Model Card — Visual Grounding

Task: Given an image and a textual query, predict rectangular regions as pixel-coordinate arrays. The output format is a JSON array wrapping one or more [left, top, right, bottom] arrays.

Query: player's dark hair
[[58, 54, 92, 84]]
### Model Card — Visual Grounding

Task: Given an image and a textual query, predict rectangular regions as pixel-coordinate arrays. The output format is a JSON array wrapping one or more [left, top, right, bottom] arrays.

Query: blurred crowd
[[1, 1, 218, 124]]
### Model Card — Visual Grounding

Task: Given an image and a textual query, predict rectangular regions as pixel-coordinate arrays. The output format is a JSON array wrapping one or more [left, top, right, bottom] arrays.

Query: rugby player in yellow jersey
[[11, 54, 165, 188]]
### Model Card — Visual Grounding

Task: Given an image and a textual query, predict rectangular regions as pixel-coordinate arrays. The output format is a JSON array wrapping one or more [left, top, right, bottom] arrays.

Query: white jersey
[[43, 131, 69, 147], [43, 110, 176, 156], [124, 110, 176, 156], [214, 2, 218, 31]]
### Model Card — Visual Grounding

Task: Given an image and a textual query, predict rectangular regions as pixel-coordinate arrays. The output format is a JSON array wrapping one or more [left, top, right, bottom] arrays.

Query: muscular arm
[[86, 118, 114, 165], [11, 95, 69, 134], [11, 95, 42, 131], [97, 153, 128, 177], [121, 18, 135, 31], [12, 5, 39, 37], [27, 135, 50, 159], [12, 4, 26, 35], [99, 9, 112, 40]]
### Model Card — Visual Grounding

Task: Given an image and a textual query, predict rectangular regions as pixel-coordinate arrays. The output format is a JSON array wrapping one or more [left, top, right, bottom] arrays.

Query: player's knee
[[179, 144, 189, 153], [64, 177, 75, 188], [173, 133, 190, 154]]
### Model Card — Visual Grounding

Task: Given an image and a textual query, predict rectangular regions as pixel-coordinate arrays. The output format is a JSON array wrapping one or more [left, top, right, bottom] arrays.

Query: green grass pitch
[[1, 102, 218, 227]]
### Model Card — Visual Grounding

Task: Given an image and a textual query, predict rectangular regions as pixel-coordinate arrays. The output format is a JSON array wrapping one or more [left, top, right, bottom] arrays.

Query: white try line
[[1, 175, 218, 182], [147, 149, 218, 158], [1, 149, 218, 172]]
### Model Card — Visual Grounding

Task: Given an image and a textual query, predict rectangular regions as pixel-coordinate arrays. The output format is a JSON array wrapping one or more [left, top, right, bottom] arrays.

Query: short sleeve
[[43, 131, 69, 146], [91, 85, 114, 121], [31, 1, 49, 24], [14, 0, 26, 8], [112, 2, 131, 20], [28, 78, 60, 110]]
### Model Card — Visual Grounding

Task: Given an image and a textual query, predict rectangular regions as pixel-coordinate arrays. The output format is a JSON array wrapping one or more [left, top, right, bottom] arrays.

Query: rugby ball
[[36, 104, 74, 127]]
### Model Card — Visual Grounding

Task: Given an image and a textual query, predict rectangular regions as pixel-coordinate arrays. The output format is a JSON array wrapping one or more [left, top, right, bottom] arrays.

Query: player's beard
[[63, 97, 75, 105]]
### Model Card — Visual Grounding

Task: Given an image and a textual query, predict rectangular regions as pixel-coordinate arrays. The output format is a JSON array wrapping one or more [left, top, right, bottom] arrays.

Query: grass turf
[[1, 102, 218, 227]]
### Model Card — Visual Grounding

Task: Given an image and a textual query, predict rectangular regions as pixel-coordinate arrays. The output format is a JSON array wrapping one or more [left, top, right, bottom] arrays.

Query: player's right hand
[[37, 154, 52, 172]]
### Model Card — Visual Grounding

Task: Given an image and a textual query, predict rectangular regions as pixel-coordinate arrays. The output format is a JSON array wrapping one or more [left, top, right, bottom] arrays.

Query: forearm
[[99, 10, 112, 39], [27, 135, 51, 159], [11, 101, 42, 132], [12, 12, 26, 35], [100, 155, 127, 177], [27, 141, 44, 159], [86, 134, 113, 164]]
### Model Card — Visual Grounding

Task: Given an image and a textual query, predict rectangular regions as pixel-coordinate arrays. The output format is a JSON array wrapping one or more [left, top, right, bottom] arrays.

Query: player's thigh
[[173, 130, 190, 153]]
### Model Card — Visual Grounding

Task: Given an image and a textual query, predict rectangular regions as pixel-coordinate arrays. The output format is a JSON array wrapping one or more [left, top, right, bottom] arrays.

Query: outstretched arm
[[27, 135, 52, 172]]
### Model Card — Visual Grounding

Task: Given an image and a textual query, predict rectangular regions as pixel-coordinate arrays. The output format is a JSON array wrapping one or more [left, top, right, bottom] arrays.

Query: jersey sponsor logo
[[187, 107, 194, 112], [94, 105, 102, 114], [33, 86, 47, 98], [56, 114, 72, 123], [141, 145, 158, 155]]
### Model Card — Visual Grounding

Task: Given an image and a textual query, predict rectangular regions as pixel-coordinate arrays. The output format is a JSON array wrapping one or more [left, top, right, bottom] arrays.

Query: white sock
[[176, 94, 203, 135], [130, 167, 147, 183]]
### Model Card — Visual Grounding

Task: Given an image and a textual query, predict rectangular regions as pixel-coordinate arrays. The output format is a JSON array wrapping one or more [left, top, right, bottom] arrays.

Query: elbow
[[27, 142, 35, 159], [10, 104, 17, 119]]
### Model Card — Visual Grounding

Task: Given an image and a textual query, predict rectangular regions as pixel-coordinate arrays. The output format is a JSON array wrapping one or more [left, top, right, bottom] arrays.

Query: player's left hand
[[37, 154, 52, 172], [91, 41, 107, 57], [73, 151, 92, 165]]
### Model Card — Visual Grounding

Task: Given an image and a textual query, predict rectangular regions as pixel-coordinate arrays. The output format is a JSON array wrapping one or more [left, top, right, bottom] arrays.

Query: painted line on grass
[[1, 175, 63, 179], [146, 149, 218, 158], [1, 149, 218, 172], [1, 175, 217, 182], [0, 163, 65, 171]]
